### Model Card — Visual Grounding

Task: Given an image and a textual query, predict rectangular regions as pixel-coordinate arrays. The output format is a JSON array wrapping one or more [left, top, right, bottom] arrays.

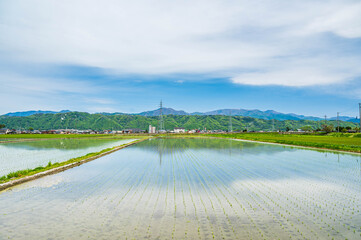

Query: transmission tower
[[272, 119, 275, 132], [228, 110, 232, 133], [337, 112, 339, 133], [359, 103, 361, 133], [158, 100, 165, 132]]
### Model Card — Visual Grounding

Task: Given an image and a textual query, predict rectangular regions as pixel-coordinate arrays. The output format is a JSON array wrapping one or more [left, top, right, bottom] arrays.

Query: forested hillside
[[0, 112, 357, 131]]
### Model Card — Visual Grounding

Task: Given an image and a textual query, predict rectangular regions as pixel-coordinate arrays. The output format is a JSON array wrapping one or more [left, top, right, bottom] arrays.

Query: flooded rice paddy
[[0, 137, 361, 239], [0, 138, 137, 176]]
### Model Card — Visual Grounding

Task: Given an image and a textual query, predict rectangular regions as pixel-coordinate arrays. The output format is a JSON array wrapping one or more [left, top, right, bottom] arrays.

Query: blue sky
[[0, 0, 360, 117]]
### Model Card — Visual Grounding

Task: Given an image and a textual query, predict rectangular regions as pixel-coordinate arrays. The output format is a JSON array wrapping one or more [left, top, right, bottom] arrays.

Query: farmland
[[0, 138, 138, 178], [208, 132, 361, 153], [0, 138, 360, 239]]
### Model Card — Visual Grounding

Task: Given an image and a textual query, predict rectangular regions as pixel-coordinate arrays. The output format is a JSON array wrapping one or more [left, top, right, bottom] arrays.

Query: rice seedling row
[[186, 142, 358, 239], [176, 145, 203, 239], [186, 148, 275, 239], [184, 149, 257, 239], [219, 153, 348, 239], [1, 138, 360, 239]]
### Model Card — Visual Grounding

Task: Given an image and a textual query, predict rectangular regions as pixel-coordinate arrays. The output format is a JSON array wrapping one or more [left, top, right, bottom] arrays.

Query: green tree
[[301, 125, 313, 132], [322, 124, 334, 133], [284, 122, 293, 132], [0, 124, 5, 128]]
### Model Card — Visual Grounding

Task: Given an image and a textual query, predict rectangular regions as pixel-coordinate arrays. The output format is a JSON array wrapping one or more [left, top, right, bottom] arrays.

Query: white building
[[149, 125, 156, 134], [174, 127, 185, 133], [0, 128, 9, 134]]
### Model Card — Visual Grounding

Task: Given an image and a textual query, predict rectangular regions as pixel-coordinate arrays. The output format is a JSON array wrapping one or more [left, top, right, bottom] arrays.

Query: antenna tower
[[159, 100, 165, 132]]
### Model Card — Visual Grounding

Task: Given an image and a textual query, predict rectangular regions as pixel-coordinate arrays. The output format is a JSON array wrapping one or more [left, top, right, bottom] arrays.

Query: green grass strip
[[204, 133, 361, 153]]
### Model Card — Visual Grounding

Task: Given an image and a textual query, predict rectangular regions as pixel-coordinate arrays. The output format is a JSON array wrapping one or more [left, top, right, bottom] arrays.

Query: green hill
[[0, 112, 357, 132]]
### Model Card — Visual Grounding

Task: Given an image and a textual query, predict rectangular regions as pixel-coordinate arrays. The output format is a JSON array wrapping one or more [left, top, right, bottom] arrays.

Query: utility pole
[[324, 115, 327, 125], [272, 119, 275, 132], [337, 112, 339, 133], [359, 103, 361, 133]]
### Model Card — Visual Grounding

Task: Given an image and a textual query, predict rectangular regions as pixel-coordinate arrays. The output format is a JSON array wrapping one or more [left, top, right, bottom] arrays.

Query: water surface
[[0, 138, 360, 239], [0, 138, 137, 176]]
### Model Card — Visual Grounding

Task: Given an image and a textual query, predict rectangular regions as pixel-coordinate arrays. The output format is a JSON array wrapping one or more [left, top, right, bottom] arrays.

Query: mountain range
[[3, 110, 71, 117], [0, 112, 357, 131], [2, 108, 358, 123]]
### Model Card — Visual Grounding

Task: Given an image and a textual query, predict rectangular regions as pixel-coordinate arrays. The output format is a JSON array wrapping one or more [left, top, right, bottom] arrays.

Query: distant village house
[[174, 127, 185, 133], [122, 128, 145, 134]]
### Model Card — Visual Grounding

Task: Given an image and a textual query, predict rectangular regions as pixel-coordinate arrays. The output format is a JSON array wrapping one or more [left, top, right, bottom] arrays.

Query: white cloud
[[0, 74, 95, 94], [0, 74, 105, 114], [83, 97, 115, 105], [231, 55, 361, 87], [0, 0, 360, 88], [298, 2, 361, 38], [232, 69, 344, 87], [86, 106, 118, 113]]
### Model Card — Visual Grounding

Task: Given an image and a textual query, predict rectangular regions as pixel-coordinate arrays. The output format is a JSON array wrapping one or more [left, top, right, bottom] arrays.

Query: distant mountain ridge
[[199, 109, 321, 121], [0, 112, 357, 131], [2, 108, 357, 122], [3, 110, 70, 117], [138, 108, 188, 116], [135, 108, 345, 122]]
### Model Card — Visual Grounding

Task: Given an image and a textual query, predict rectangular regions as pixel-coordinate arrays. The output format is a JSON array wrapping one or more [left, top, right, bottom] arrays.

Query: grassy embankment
[[0, 137, 148, 185], [206, 132, 361, 153], [0, 133, 149, 139]]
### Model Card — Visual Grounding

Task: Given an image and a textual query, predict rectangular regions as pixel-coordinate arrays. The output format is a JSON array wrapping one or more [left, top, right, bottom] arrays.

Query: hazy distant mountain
[[3, 110, 70, 117], [97, 112, 127, 116], [2, 108, 356, 122], [328, 116, 359, 122], [200, 109, 322, 121], [138, 108, 189, 116], [345, 117, 359, 123], [137, 108, 323, 121]]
